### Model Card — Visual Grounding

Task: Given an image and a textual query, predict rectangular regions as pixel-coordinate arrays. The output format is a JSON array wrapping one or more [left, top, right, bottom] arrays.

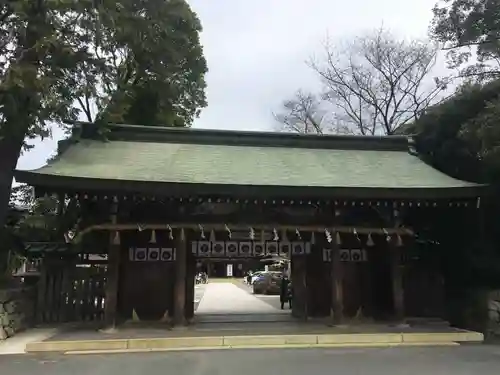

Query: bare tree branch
[[273, 90, 354, 135], [309, 27, 448, 135]]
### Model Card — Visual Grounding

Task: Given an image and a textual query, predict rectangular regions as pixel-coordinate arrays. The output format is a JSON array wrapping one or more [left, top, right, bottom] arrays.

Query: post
[[389, 242, 404, 322], [174, 228, 187, 326], [104, 209, 121, 327], [330, 234, 344, 325]]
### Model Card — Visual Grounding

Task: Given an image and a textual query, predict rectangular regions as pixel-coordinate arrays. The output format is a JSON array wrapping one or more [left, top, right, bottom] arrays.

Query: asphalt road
[[2, 345, 500, 375]]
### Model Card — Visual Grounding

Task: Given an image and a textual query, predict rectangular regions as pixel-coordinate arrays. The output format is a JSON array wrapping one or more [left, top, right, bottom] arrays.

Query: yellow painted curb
[[128, 336, 224, 349], [26, 339, 128, 352], [26, 330, 483, 353], [402, 331, 484, 343], [317, 333, 402, 344]]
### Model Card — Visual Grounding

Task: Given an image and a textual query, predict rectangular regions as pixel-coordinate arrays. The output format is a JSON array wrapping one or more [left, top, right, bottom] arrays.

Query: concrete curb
[[25, 330, 484, 353]]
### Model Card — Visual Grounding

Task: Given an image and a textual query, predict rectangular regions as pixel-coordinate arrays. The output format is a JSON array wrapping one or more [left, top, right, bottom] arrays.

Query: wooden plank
[[291, 256, 307, 320], [390, 243, 405, 321], [45, 268, 56, 322], [74, 278, 84, 321], [36, 264, 48, 323], [185, 256, 195, 320], [330, 237, 344, 325], [173, 229, 187, 326], [53, 269, 64, 322], [104, 241, 121, 326], [98, 266, 106, 320]]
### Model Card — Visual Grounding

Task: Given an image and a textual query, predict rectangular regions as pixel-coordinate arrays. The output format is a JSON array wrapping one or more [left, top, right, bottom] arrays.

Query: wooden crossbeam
[[73, 222, 413, 243]]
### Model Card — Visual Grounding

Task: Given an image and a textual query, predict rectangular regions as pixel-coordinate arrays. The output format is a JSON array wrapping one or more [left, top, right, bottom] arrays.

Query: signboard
[[226, 264, 233, 277]]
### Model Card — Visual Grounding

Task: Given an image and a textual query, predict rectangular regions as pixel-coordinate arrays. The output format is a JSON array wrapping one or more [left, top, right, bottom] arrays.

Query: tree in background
[[80, 0, 208, 126], [402, 80, 500, 318], [274, 90, 333, 134], [431, 0, 500, 81], [404, 79, 500, 183], [276, 27, 448, 135], [0, 0, 208, 231]]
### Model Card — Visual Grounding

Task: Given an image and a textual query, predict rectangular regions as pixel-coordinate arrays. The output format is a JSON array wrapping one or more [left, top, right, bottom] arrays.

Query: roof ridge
[[70, 121, 412, 152]]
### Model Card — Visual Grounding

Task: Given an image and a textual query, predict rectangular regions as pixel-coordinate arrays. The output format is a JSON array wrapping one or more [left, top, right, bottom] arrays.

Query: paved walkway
[[196, 282, 285, 315], [0, 328, 57, 355]]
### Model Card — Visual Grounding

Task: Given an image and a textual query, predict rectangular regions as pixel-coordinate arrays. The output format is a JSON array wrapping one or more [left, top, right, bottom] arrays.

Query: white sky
[[17, 0, 440, 172]]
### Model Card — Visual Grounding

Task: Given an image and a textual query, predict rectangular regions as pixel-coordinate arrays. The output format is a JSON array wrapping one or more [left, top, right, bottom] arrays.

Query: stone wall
[[488, 290, 500, 337], [0, 286, 36, 340]]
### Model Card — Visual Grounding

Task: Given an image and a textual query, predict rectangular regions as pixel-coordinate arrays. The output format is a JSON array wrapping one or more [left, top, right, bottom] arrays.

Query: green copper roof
[[14, 123, 483, 198]]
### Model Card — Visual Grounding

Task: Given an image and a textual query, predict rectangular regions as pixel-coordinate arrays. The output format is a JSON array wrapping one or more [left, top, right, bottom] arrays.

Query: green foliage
[[406, 78, 500, 289], [431, 0, 500, 80], [0, 0, 207, 231], [0, 0, 91, 145], [406, 79, 500, 183], [89, 0, 208, 126]]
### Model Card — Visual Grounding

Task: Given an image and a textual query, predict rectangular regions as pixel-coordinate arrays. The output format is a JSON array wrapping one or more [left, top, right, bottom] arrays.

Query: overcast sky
[[17, 0, 439, 172]]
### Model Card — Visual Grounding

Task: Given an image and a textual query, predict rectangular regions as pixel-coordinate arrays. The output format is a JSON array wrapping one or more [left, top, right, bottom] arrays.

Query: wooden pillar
[[389, 241, 405, 321], [185, 255, 196, 321], [104, 212, 121, 327], [330, 233, 344, 325], [173, 228, 187, 326], [36, 262, 48, 324], [291, 256, 307, 319]]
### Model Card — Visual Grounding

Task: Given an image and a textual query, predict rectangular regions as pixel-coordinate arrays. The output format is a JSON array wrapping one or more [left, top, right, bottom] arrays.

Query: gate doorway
[[189, 239, 294, 324]]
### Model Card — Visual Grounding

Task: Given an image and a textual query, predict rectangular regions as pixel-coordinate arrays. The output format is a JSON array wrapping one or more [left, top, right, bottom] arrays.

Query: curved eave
[[14, 170, 488, 200]]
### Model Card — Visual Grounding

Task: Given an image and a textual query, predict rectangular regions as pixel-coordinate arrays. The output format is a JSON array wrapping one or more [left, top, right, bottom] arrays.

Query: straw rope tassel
[[366, 233, 374, 247], [132, 308, 140, 322], [396, 234, 403, 247], [112, 231, 120, 245], [335, 232, 341, 245]]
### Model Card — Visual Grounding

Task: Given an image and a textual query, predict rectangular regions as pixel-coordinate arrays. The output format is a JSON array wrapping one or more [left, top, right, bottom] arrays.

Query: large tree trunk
[[0, 1, 45, 226], [0, 135, 24, 277], [0, 136, 24, 225]]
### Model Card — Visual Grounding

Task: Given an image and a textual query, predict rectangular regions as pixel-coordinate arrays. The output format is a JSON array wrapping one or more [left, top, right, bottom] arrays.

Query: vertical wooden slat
[[185, 254, 195, 321], [36, 263, 48, 323], [82, 269, 92, 321], [67, 274, 77, 322], [104, 203, 121, 326], [74, 278, 84, 321], [98, 265, 106, 320], [174, 229, 187, 326], [291, 256, 307, 319], [105, 243, 121, 325], [45, 265, 56, 322], [89, 267, 98, 320], [330, 236, 344, 325], [58, 264, 69, 322], [64, 264, 75, 322], [390, 243, 405, 321], [53, 269, 63, 322]]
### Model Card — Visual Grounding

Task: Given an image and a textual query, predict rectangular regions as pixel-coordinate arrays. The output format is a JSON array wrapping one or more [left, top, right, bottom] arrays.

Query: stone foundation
[[488, 290, 500, 337], [0, 287, 36, 340]]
